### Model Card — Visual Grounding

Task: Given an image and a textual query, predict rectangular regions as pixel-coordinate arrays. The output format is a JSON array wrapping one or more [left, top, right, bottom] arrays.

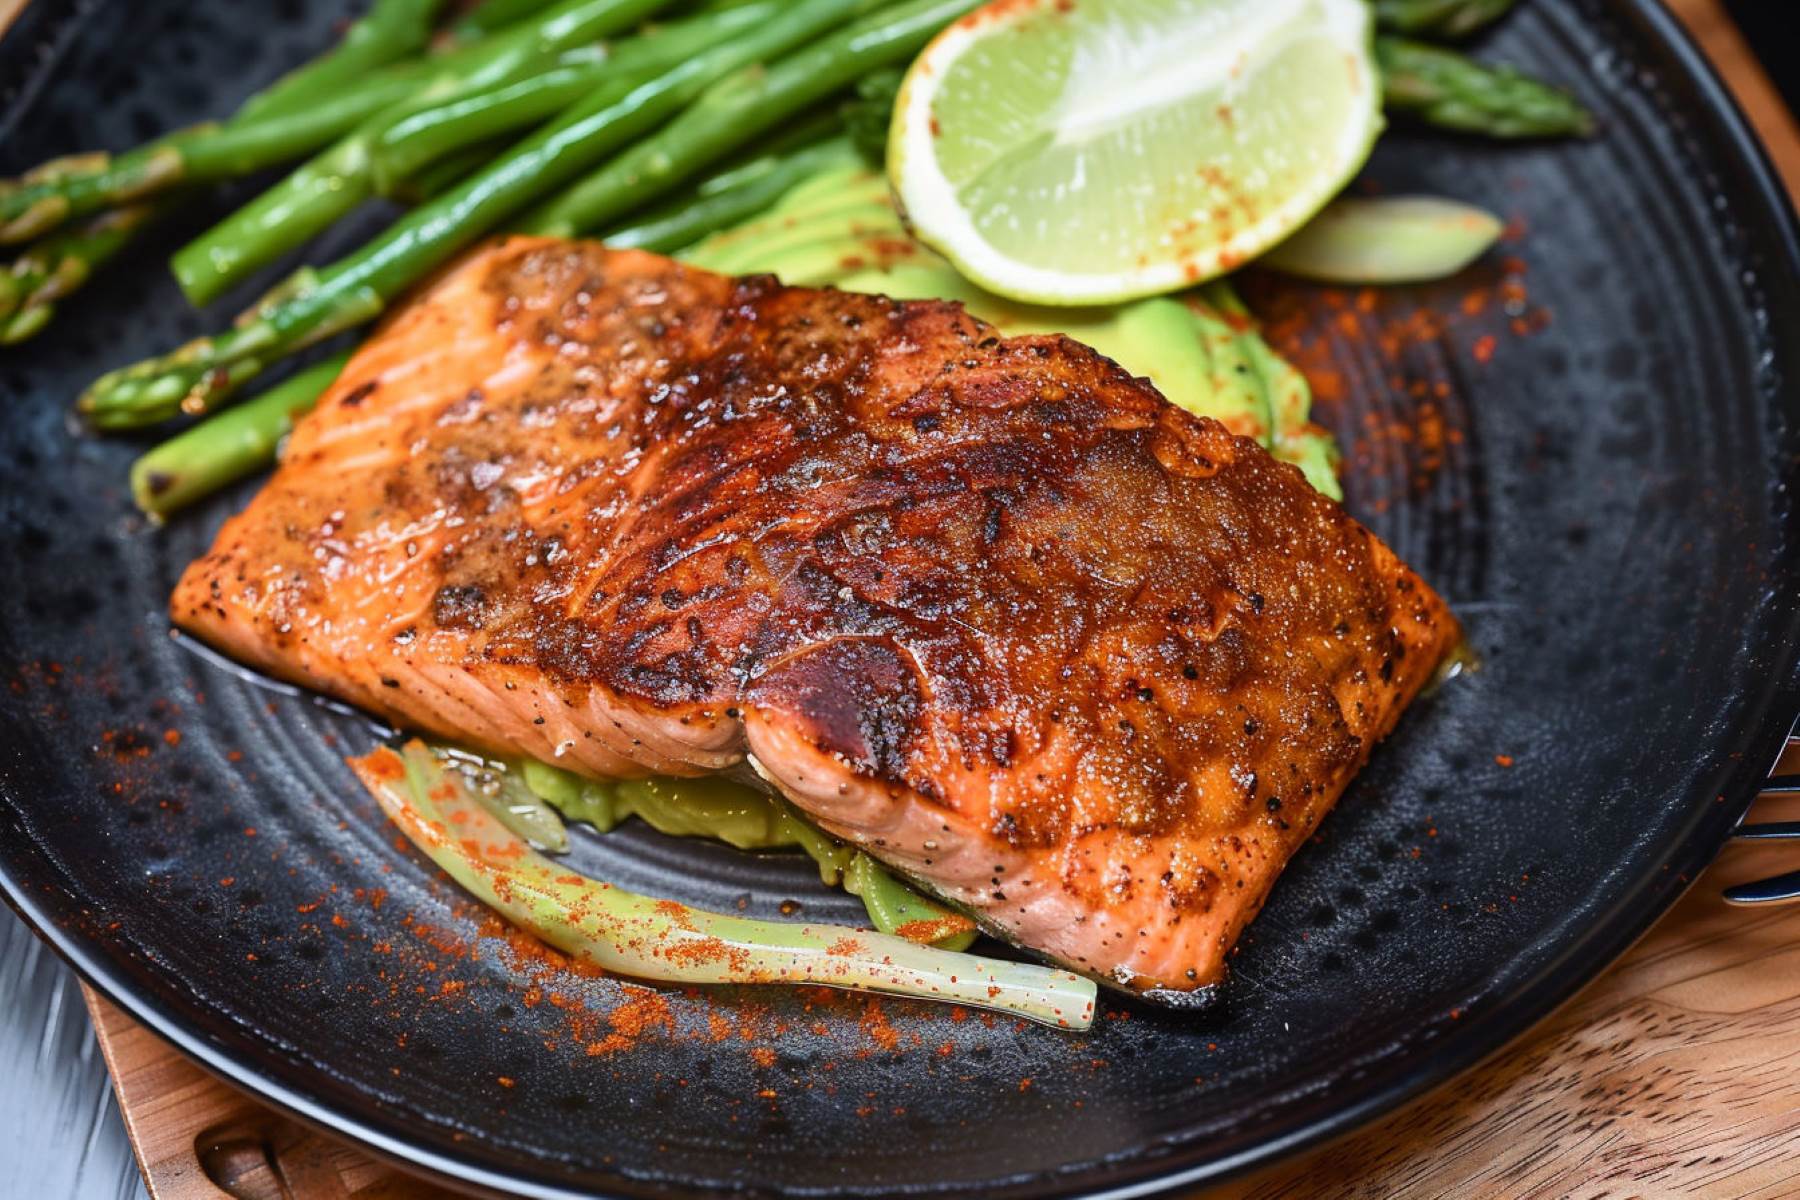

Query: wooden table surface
[[19, 1, 1800, 1197]]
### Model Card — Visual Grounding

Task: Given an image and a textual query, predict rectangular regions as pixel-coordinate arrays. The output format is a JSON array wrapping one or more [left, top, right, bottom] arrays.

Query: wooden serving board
[[61, 3, 1800, 1198]]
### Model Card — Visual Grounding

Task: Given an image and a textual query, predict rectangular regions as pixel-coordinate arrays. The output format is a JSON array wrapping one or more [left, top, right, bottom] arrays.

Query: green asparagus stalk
[[0, 203, 164, 344], [0, 15, 456, 290], [1372, 0, 1515, 39], [368, 2, 780, 193], [129, 352, 352, 518], [1379, 36, 1595, 138], [384, 137, 518, 203], [524, 0, 978, 238], [170, 0, 677, 307], [600, 131, 858, 253], [839, 67, 904, 164], [80, 0, 887, 429], [0, 306, 52, 345], [235, 0, 446, 125], [0, 80, 414, 246], [0, 22, 472, 248], [169, 71, 585, 307], [458, 0, 772, 39], [368, 53, 614, 196], [452, 0, 564, 40], [166, 112, 408, 309], [132, 129, 855, 513]]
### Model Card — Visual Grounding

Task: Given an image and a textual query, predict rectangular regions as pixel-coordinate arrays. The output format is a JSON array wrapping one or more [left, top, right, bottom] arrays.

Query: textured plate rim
[[3, 1, 1800, 1197]]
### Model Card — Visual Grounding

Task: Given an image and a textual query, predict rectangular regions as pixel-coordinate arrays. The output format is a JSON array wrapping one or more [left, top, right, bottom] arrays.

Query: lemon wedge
[[889, 0, 1382, 305]]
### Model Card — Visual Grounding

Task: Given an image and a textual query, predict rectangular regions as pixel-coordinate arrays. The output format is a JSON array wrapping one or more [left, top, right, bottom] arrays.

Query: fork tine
[[1734, 821, 1800, 840], [1723, 868, 1800, 906], [1730, 739, 1800, 904]]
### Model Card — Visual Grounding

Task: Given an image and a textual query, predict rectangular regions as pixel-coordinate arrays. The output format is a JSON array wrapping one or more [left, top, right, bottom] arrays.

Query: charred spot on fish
[[981, 497, 1006, 545], [518, 617, 605, 682], [1160, 863, 1219, 912], [618, 656, 714, 705], [747, 639, 922, 780], [431, 584, 489, 631], [339, 381, 378, 408]]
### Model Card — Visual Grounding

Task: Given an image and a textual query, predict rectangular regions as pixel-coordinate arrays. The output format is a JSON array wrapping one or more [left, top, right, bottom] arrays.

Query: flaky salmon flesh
[[175, 237, 1459, 997]]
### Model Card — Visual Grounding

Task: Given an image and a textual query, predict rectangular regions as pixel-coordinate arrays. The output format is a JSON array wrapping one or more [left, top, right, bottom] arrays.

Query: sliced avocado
[[691, 205, 904, 276], [1203, 282, 1341, 497], [768, 165, 888, 216], [682, 179, 896, 270], [764, 179, 892, 226]]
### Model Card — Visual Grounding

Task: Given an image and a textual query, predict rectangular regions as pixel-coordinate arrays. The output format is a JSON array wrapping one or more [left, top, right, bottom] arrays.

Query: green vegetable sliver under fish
[[351, 742, 1094, 1028], [519, 756, 851, 882], [460, 749, 977, 951]]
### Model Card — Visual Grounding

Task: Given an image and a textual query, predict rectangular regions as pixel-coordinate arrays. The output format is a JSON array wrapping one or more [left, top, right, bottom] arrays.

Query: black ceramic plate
[[3, 2, 1799, 1197]]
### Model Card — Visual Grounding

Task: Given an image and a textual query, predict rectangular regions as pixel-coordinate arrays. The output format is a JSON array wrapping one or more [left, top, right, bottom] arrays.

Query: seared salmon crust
[[175, 237, 1459, 996]]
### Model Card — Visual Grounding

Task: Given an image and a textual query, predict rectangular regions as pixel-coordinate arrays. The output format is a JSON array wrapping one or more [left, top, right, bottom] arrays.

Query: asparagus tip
[[0, 194, 73, 244], [0, 304, 52, 343]]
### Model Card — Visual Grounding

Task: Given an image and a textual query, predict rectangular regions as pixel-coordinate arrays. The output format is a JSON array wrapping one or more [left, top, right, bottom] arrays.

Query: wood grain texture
[[1209, 761, 1800, 1200], [67, 2, 1800, 1198], [82, 987, 461, 1200]]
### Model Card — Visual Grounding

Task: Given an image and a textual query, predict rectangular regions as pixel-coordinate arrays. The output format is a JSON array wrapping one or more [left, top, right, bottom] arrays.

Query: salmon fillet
[[174, 237, 1459, 998]]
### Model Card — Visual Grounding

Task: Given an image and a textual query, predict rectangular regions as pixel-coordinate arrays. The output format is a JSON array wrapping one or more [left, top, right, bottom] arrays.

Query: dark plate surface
[[4, 2, 1800, 1197]]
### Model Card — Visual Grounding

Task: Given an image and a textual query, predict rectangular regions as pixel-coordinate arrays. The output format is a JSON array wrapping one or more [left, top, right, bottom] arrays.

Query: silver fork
[[1723, 770, 1800, 905]]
